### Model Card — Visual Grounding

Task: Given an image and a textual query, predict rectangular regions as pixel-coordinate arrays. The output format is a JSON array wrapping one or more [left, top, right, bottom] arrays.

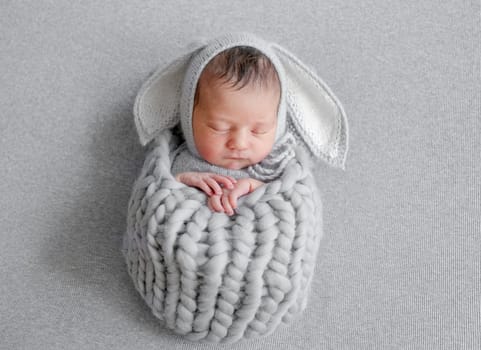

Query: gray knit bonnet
[[133, 31, 349, 169], [179, 33, 287, 158]]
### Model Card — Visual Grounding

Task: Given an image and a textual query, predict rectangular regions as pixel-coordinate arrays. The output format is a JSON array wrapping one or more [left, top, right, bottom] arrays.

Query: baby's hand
[[175, 172, 237, 196], [208, 178, 264, 216]]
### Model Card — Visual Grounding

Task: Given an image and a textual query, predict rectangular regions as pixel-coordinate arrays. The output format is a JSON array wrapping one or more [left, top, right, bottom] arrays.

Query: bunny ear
[[273, 44, 349, 169], [133, 51, 196, 146]]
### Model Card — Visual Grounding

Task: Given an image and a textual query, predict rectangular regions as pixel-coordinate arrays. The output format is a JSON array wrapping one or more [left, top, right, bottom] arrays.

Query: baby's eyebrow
[[254, 119, 276, 127], [205, 116, 230, 125], [205, 113, 230, 122]]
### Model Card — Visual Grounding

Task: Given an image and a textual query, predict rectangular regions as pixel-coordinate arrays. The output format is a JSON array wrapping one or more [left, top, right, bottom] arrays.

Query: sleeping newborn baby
[[126, 32, 349, 343], [171, 46, 295, 215]]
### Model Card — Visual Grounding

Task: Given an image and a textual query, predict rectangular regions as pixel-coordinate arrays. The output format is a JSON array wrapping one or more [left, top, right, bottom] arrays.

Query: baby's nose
[[227, 130, 248, 150]]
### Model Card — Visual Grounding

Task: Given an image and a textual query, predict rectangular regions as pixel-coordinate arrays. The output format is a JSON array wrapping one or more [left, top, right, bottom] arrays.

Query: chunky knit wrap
[[122, 129, 321, 343]]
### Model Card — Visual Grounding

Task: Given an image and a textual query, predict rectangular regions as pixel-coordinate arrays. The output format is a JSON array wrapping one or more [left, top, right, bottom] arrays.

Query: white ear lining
[[273, 44, 348, 168], [284, 71, 340, 156], [134, 52, 193, 146]]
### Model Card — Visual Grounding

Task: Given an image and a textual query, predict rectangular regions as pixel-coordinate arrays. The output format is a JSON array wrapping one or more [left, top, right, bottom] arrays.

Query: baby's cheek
[[255, 138, 275, 161], [197, 141, 222, 165]]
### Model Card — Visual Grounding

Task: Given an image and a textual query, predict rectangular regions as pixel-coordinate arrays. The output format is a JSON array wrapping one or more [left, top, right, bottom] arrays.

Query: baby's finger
[[205, 177, 222, 195], [229, 184, 248, 209], [209, 195, 224, 212], [221, 194, 234, 216], [195, 180, 213, 196], [207, 197, 215, 211], [226, 176, 237, 184], [212, 175, 236, 189], [228, 191, 239, 210]]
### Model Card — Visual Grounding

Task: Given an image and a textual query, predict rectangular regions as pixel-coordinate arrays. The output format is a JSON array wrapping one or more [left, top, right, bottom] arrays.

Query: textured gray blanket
[[123, 130, 320, 343]]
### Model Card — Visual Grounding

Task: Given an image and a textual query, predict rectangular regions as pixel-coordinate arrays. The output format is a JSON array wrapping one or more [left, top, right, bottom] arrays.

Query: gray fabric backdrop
[[1, 1, 480, 349]]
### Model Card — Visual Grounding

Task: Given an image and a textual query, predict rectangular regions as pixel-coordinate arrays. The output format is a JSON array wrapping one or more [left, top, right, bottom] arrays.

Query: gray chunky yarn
[[122, 129, 322, 343]]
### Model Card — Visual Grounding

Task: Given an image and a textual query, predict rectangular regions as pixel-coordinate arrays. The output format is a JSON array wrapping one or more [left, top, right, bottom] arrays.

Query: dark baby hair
[[194, 46, 280, 103]]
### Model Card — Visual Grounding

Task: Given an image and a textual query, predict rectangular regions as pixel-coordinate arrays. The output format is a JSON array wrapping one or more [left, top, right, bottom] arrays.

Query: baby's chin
[[204, 155, 260, 170], [222, 159, 251, 170], [206, 156, 255, 170]]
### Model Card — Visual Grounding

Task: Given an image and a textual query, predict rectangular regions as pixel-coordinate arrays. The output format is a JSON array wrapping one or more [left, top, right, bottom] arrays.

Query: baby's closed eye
[[251, 121, 276, 135], [208, 124, 230, 133], [251, 129, 269, 135]]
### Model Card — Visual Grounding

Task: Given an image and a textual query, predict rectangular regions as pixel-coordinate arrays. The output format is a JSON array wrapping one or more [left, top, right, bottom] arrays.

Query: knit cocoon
[[122, 129, 323, 343]]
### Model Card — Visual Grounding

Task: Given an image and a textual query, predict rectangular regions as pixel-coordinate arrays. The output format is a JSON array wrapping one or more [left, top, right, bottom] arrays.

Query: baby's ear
[[272, 44, 349, 169]]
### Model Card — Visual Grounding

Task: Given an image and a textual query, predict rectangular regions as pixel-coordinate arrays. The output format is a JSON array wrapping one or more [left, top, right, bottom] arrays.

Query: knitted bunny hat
[[134, 32, 349, 169]]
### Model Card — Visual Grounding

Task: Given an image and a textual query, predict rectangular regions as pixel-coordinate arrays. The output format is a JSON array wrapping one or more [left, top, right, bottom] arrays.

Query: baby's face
[[192, 76, 280, 170]]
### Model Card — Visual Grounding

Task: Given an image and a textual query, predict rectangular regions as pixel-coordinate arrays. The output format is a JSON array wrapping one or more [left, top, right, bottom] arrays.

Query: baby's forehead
[[197, 79, 280, 125]]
